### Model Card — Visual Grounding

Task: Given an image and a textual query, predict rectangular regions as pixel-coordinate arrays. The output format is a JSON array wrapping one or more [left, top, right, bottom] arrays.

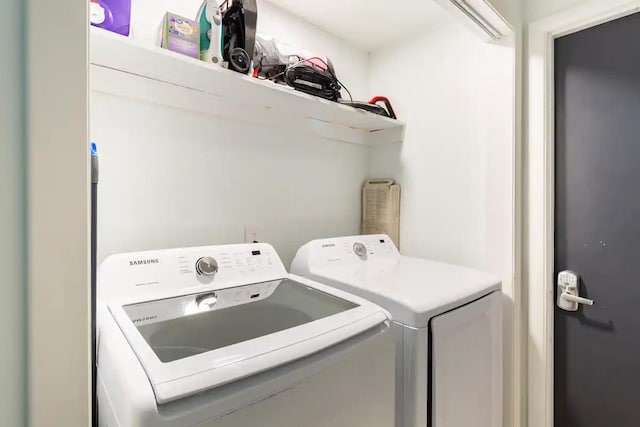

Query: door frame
[[27, 0, 90, 425], [526, 1, 640, 426]]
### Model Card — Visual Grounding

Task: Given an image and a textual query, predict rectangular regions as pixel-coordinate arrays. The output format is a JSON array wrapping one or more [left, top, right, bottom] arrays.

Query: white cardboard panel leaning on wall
[[362, 179, 401, 247]]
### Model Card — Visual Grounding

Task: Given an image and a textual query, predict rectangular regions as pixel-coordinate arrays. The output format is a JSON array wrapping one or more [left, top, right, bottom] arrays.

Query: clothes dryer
[[292, 235, 502, 427]]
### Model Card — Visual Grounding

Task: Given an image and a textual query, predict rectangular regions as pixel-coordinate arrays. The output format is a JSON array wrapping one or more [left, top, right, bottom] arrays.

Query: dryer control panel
[[292, 234, 400, 271], [99, 243, 286, 302]]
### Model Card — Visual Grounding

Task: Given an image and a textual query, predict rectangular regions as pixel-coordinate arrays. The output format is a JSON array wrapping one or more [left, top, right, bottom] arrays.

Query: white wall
[[0, 0, 26, 424], [368, 12, 512, 271], [92, 93, 369, 265], [526, 0, 591, 22], [367, 6, 516, 426], [489, 0, 523, 28], [92, 0, 372, 266], [128, 0, 368, 99]]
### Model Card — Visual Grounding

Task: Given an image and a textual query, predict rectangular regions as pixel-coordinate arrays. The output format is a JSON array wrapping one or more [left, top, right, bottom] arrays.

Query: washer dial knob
[[353, 242, 367, 257], [196, 256, 218, 276]]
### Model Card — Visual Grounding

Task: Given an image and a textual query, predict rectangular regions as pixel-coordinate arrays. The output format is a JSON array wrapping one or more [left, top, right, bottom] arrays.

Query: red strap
[[369, 96, 388, 104], [369, 96, 397, 119]]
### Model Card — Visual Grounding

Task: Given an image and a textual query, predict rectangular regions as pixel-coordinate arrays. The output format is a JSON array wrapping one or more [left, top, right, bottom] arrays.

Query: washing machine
[[97, 242, 395, 427], [291, 234, 503, 427]]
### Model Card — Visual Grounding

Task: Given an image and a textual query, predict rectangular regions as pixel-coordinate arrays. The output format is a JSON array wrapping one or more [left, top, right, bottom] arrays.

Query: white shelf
[[90, 28, 405, 146]]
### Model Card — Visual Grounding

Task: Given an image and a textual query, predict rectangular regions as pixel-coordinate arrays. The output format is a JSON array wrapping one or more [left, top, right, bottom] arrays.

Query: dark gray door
[[555, 12, 640, 426]]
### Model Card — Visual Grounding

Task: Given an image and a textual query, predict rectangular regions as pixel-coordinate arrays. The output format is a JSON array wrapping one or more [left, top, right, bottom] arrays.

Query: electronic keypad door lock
[[557, 270, 594, 311]]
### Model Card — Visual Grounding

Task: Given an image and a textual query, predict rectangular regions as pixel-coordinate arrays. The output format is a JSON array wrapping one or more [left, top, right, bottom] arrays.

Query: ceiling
[[266, 0, 443, 51]]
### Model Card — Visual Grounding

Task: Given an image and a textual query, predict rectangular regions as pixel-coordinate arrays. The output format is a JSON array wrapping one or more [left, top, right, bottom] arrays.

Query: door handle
[[560, 292, 594, 306], [557, 270, 595, 311]]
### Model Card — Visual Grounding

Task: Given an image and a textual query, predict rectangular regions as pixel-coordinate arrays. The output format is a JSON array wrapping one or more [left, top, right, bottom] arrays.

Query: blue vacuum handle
[[90, 142, 98, 427]]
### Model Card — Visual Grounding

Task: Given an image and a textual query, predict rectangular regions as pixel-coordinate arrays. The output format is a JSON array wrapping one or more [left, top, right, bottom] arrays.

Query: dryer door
[[430, 291, 503, 427]]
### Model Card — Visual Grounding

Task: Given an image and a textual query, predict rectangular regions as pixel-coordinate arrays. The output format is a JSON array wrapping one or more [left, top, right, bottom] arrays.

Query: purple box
[[158, 13, 200, 59], [90, 0, 131, 36]]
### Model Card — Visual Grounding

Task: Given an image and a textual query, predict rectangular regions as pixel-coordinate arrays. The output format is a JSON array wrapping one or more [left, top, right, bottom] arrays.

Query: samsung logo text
[[129, 258, 159, 266]]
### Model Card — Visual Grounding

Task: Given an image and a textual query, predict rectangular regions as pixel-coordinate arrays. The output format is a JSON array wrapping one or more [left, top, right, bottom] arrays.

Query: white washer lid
[[302, 256, 500, 329], [108, 275, 390, 404]]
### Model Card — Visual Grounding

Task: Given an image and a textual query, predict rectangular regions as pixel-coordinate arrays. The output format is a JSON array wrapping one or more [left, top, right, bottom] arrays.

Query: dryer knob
[[196, 256, 218, 276], [353, 242, 367, 257]]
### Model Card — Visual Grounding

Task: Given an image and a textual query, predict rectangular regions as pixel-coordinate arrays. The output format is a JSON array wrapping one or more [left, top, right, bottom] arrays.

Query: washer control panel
[[99, 243, 287, 301], [298, 234, 399, 268]]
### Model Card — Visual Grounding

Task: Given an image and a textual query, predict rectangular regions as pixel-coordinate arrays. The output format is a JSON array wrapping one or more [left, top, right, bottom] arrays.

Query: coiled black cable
[[260, 56, 353, 102]]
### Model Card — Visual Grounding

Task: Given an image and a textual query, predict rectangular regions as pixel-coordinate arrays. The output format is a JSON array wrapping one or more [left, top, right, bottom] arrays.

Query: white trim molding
[[525, 2, 640, 426], [27, 0, 90, 425]]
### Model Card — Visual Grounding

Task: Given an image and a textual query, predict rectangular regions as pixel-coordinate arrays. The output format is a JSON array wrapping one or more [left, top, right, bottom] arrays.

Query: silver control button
[[196, 256, 218, 276], [353, 242, 367, 257]]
